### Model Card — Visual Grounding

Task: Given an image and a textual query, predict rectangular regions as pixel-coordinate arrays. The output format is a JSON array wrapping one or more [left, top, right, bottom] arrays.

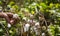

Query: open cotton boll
[[25, 23, 30, 27], [35, 22, 39, 26], [31, 2, 36, 6], [24, 23, 30, 32], [42, 33, 45, 36], [13, 14, 19, 19], [23, 17, 26, 21], [7, 23, 11, 28]]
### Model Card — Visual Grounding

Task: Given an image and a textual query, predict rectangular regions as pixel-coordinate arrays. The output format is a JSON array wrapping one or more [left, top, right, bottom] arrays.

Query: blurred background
[[0, 0, 60, 36]]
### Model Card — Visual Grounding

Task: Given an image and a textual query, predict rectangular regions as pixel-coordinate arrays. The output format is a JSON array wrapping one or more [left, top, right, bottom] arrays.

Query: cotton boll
[[7, 23, 11, 28], [9, 30, 13, 33], [24, 23, 30, 32], [35, 22, 39, 26], [25, 23, 30, 28], [13, 14, 19, 19], [47, 28, 49, 31], [34, 27, 39, 35], [31, 2, 36, 6], [23, 17, 26, 21], [42, 33, 45, 36]]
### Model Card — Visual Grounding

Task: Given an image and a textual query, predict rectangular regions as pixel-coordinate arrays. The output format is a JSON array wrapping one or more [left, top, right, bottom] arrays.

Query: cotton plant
[[29, 21, 40, 36], [34, 22, 41, 36]]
